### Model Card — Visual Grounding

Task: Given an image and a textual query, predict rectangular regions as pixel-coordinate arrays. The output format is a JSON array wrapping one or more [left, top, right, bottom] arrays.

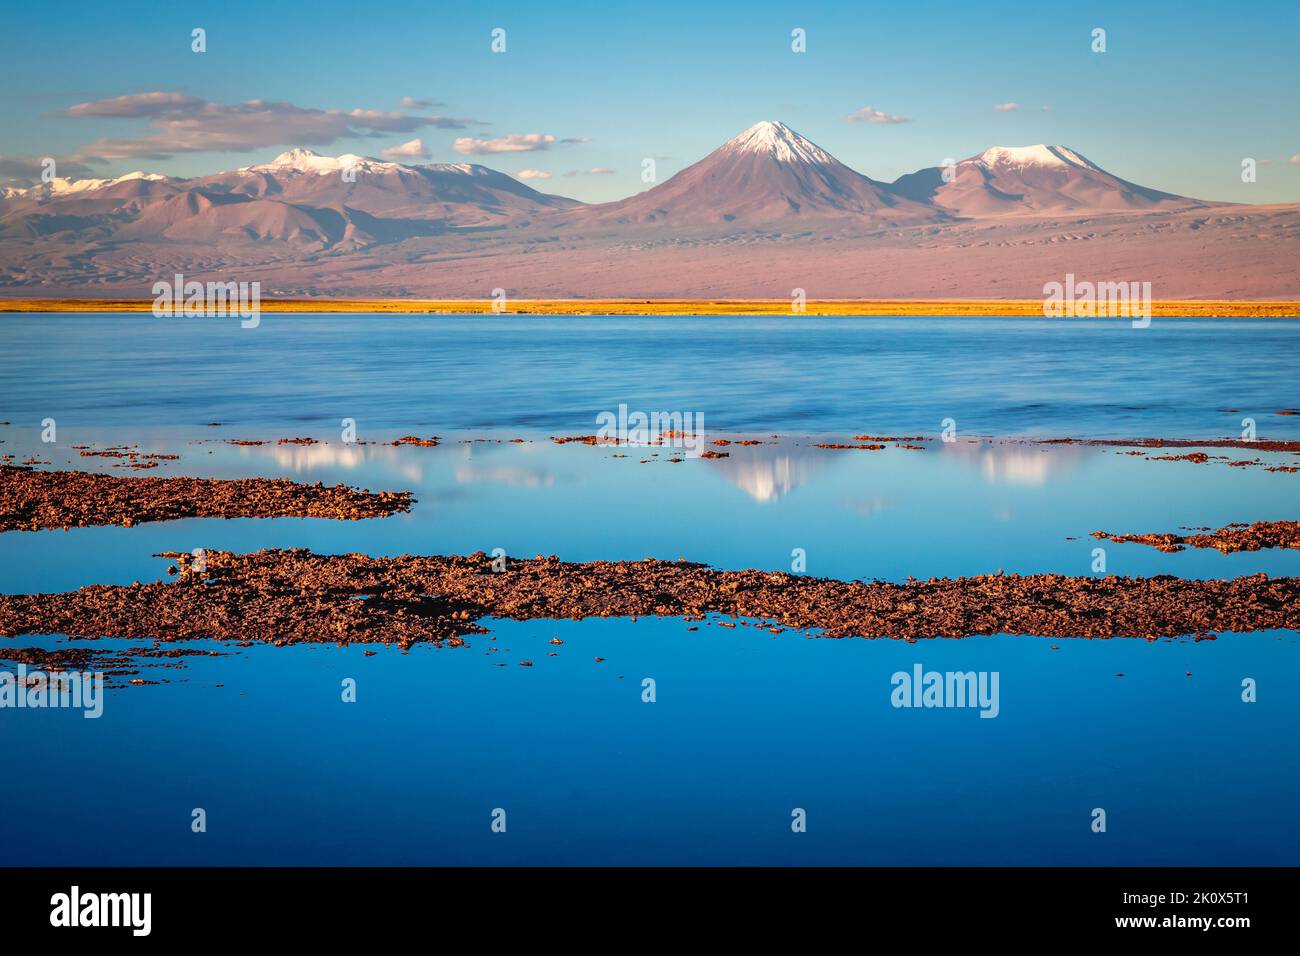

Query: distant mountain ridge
[[0, 148, 575, 248], [1, 123, 1288, 299], [1, 125, 1209, 234]]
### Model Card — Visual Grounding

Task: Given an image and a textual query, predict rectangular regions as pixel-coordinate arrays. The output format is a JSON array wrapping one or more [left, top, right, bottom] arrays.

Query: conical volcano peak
[[722, 121, 837, 165], [581, 119, 940, 226]]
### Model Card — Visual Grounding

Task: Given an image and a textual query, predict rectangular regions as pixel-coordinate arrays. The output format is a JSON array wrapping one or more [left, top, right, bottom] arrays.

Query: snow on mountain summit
[[889, 142, 1193, 217], [973, 145, 1099, 171], [244, 149, 388, 175], [721, 121, 837, 165], [1, 171, 173, 198]]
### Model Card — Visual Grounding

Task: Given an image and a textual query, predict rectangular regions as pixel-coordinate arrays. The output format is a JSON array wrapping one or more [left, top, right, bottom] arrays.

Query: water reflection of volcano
[[943, 440, 1085, 486], [240, 442, 426, 482], [454, 464, 557, 488], [707, 444, 835, 503]]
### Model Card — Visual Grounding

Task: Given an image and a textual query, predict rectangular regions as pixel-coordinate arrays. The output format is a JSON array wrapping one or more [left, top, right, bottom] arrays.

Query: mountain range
[[2, 121, 1296, 299]]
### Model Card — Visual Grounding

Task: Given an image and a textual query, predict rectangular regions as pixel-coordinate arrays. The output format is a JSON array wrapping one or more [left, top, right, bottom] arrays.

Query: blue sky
[[1, 0, 1297, 202]]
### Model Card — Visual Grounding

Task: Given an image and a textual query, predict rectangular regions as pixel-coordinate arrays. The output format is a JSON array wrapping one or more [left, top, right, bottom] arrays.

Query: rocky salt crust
[[1039, 437, 1300, 453], [1092, 520, 1300, 554], [0, 550, 1295, 674], [0, 465, 411, 531]]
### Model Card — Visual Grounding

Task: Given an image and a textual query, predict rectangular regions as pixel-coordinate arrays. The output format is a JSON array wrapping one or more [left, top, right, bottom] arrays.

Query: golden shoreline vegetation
[[2, 298, 1299, 317]]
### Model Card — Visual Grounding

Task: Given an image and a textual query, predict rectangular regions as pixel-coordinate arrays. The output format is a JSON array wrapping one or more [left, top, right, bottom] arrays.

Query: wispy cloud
[[563, 166, 615, 177], [382, 138, 430, 160], [514, 169, 551, 179], [1290, 155, 1300, 165], [453, 132, 573, 155], [400, 96, 444, 109], [993, 102, 1019, 112], [63, 92, 205, 118], [842, 106, 911, 125], [61, 92, 483, 160]]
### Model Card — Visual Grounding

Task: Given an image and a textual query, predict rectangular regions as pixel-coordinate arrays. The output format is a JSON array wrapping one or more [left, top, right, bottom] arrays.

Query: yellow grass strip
[[2, 298, 1299, 317]]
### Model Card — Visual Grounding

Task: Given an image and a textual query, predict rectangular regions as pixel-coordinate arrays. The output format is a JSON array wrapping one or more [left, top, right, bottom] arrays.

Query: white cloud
[[842, 106, 911, 125], [993, 102, 1019, 112], [1289, 155, 1300, 165], [515, 169, 552, 179], [453, 133, 558, 155], [382, 138, 430, 160]]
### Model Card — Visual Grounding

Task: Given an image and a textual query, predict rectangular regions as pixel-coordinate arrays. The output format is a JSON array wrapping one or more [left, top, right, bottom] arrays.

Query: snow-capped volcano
[[241, 148, 399, 176], [580, 119, 943, 227], [719, 120, 839, 166], [891, 143, 1199, 216]]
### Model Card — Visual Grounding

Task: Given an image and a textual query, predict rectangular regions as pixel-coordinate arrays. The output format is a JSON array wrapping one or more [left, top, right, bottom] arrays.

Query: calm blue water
[[1, 314, 1297, 865], [0, 314, 1297, 437]]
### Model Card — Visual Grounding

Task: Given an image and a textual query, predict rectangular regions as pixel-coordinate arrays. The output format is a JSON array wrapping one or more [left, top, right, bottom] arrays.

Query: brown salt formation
[[814, 443, 886, 450], [550, 435, 615, 445], [390, 436, 440, 447], [0, 646, 96, 669], [854, 434, 926, 442], [1042, 437, 1300, 453], [1092, 520, 1300, 554], [700, 450, 730, 459], [0, 549, 1294, 654], [77, 447, 181, 469], [79, 447, 136, 458], [277, 437, 318, 445], [0, 464, 411, 532]]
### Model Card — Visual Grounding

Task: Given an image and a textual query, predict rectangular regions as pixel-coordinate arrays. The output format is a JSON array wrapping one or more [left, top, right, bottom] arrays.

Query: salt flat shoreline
[[3, 298, 1300, 317]]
